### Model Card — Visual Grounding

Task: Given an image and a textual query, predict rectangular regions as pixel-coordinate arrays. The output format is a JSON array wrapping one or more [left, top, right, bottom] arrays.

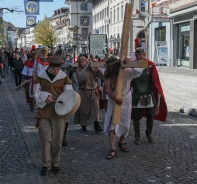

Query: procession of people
[[0, 42, 167, 176]]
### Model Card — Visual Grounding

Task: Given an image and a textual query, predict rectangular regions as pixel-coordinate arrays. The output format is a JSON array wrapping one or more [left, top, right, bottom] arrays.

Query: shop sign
[[152, 16, 170, 22], [181, 26, 190, 32], [89, 34, 107, 58], [103, 18, 110, 25], [155, 41, 169, 64]]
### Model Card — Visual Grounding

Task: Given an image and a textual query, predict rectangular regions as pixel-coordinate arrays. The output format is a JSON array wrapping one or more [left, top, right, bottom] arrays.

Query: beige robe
[[74, 65, 104, 126]]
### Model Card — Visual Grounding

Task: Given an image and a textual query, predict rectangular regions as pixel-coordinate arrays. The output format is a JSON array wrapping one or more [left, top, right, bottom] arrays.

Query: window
[[80, 16, 89, 26], [121, 5, 123, 19], [155, 26, 166, 41], [82, 28, 88, 39], [140, 1, 146, 12], [114, 9, 116, 23], [81, 3, 88, 10], [177, 22, 190, 64], [117, 7, 119, 22], [110, 11, 112, 23]]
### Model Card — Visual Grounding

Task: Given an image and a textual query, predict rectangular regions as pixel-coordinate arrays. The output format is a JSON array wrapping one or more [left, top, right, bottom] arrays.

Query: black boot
[[133, 121, 140, 145], [62, 122, 69, 146], [146, 120, 154, 144], [94, 121, 103, 133]]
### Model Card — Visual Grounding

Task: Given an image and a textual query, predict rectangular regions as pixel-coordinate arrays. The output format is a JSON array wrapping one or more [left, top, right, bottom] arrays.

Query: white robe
[[104, 68, 142, 137], [32, 60, 48, 77]]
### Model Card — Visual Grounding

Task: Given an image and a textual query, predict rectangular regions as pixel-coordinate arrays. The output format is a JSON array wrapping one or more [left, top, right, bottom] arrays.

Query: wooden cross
[[70, 3, 148, 125], [70, 60, 147, 68]]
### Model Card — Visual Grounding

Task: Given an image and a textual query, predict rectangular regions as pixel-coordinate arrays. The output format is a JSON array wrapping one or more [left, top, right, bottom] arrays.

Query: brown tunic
[[74, 66, 104, 126], [34, 70, 72, 119]]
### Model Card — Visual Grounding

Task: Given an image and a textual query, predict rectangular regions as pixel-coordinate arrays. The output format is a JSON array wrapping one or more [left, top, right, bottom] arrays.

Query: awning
[[169, 6, 197, 17]]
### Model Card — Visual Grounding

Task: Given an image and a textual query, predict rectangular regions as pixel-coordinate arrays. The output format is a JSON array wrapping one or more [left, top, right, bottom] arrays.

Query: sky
[[1, 0, 67, 27]]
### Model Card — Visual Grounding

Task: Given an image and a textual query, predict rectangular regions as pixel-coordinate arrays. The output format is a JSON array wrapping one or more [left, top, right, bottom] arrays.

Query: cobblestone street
[[0, 74, 197, 184]]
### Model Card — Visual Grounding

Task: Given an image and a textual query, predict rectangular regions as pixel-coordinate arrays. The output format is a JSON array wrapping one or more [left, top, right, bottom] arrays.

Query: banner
[[28, 0, 53, 1], [26, 16, 37, 26], [24, 0, 39, 15]]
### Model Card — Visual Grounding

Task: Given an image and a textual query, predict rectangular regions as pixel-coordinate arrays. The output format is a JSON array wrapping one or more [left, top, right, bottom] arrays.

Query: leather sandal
[[106, 149, 116, 159], [118, 142, 129, 152]]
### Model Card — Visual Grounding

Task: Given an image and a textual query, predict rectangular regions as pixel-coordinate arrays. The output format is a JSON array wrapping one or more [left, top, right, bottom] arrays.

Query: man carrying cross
[[104, 57, 143, 159]]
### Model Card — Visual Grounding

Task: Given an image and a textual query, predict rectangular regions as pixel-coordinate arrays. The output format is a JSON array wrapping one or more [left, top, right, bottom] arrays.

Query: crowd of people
[[0, 44, 167, 176]]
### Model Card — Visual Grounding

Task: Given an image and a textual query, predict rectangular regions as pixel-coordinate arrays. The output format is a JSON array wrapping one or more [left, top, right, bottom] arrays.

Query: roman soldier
[[131, 48, 167, 145]]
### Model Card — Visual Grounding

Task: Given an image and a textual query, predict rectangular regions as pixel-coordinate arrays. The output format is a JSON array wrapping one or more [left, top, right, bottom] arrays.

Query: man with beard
[[103, 57, 142, 159], [74, 54, 104, 132]]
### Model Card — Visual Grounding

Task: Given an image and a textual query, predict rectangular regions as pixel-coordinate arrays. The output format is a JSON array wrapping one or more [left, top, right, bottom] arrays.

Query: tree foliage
[[33, 17, 56, 48]]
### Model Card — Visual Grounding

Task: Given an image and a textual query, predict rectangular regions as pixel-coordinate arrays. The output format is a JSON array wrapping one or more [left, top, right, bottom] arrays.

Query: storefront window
[[177, 22, 190, 67], [155, 27, 166, 41]]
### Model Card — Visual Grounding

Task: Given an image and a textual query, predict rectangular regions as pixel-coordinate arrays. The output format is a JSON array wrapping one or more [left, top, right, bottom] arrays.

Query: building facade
[[92, 0, 145, 56], [50, 7, 70, 49], [169, 0, 197, 69], [147, 0, 171, 65], [65, 0, 93, 52]]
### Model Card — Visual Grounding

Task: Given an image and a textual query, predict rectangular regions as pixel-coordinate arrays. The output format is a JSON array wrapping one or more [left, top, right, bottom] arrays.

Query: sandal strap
[[107, 149, 116, 159], [118, 142, 129, 151]]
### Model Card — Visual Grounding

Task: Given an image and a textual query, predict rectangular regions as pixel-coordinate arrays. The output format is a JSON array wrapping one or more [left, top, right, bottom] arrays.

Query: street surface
[[0, 73, 197, 184]]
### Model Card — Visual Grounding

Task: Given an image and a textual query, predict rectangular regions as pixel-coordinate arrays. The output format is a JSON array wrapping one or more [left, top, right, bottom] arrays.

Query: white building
[[92, 0, 145, 55], [50, 7, 70, 48], [25, 26, 35, 49], [65, 0, 93, 52], [6, 22, 17, 49], [146, 0, 171, 65]]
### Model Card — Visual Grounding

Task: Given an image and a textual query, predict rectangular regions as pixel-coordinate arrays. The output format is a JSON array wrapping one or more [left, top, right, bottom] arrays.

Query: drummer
[[33, 56, 73, 176]]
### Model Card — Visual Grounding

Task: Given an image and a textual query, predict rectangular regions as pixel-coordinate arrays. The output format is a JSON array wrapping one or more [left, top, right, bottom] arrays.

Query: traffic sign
[[96, 29, 99, 34], [75, 34, 82, 40]]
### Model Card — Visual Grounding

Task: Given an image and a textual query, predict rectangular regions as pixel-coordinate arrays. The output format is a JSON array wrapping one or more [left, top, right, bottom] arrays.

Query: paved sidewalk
[[0, 73, 197, 184]]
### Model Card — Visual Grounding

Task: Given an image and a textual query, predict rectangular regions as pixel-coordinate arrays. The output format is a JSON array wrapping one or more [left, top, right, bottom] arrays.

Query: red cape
[[131, 60, 167, 122], [36, 57, 49, 66], [24, 59, 34, 68]]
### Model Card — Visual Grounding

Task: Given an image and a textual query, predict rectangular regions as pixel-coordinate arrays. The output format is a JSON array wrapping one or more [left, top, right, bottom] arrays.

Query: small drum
[[55, 90, 81, 117]]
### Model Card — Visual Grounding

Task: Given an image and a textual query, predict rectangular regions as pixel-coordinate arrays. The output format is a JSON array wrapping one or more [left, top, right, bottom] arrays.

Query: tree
[[33, 17, 56, 48]]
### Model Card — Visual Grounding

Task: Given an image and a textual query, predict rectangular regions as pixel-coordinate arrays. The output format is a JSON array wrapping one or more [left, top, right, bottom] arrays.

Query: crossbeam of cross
[[70, 60, 147, 68]]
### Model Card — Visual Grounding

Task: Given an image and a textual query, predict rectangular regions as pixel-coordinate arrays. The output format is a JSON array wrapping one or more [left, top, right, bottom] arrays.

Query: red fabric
[[30, 45, 36, 54], [98, 59, 105, 62], [36, 57, 49, 66], [25, 91, 30, 103], [134, 38, 141, 49], [35, 119, 40, 128], [131, 60, 167, 122], [72, 56, 78, 63], [24, 59, 34, 68], [98, 90, 107, 110]]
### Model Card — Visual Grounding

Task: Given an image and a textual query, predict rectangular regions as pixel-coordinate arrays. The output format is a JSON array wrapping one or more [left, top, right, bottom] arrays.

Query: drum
[[55, 90, 81, 117]]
